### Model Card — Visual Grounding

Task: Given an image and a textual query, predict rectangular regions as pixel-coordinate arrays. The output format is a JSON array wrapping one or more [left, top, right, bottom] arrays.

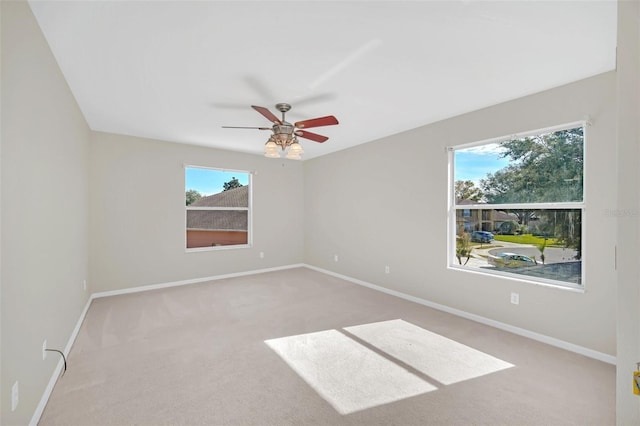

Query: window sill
[[186, 244, 252, 253], [447, 264, 585, 293]]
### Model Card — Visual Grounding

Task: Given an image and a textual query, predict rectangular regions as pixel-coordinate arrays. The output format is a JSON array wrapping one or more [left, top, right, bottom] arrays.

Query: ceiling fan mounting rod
[[275, 103, 291, 122]]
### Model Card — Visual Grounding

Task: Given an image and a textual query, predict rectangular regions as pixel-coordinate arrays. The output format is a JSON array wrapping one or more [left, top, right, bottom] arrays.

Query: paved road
[[464, 240, 578, 268]]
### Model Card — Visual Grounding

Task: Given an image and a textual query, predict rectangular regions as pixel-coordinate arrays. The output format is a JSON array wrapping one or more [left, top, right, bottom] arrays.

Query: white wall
[[616, 0, 640, 423], [89, 131, 304, 293], [305, 72, 617, 356], [1, 2, 91, 424]]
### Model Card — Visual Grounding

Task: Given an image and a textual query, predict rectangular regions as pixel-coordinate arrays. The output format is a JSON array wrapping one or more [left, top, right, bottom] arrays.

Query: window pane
[[185, 167, 251, 250], [186, 168, 249, 206], [454, 127, 584, 204], [186, 210, 248, 248], [455, 208, 582, 285]]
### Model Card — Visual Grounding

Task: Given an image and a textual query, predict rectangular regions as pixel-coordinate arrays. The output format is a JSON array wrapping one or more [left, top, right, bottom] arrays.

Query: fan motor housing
[[273, 123, 294, 134]]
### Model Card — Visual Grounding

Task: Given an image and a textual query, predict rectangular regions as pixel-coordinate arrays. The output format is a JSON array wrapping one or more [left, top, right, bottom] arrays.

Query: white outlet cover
[[43, 339, 47, 360], [510, 293, 520, 305], [334, 255, 339, 262]]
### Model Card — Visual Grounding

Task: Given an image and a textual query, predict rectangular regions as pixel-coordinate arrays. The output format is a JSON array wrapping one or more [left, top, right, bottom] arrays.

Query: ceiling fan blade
[[251, 105, 281, 124], [294, 115, 339, 129], [222, 126, 271, 130], [295, 130, 329, 143]]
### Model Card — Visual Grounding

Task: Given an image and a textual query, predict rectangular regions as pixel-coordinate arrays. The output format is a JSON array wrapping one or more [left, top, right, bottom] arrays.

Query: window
[[185, 166, 252, 250], [449, 123, 585, 289]]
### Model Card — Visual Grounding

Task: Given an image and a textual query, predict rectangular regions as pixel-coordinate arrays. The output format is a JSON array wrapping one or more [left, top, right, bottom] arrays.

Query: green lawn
[[493, 234, 560, 246]]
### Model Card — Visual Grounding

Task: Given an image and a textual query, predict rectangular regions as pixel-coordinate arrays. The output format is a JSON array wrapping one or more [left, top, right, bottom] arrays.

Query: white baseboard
[[303, 264, 616, 365], [29, 263, 303, 425], [30, 295, 94, 426], [91, 264, 305, 299], [30, 261, 614, 425]]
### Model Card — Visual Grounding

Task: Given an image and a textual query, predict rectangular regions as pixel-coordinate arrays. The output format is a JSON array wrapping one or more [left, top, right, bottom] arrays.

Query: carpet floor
[[39, 267, 615, 425]]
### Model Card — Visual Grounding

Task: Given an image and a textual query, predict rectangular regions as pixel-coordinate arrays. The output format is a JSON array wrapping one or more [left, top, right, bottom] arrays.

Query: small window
[[185, 166, 251, 250], [449, 124, 585, 289]]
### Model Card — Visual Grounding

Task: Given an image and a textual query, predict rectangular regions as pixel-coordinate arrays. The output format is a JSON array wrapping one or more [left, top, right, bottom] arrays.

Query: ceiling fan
[[222, 103, 339, 159]]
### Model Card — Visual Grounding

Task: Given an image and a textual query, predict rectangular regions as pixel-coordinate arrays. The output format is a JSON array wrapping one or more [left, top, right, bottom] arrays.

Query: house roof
[[187, 186, 248, 231], [494, 210, 519, 221], [186, 210, 247, 232], [191, 186, 248, 208]]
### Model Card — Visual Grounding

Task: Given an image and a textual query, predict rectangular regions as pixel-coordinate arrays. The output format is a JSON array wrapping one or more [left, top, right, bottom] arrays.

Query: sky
[[454, 143, 510, 184], [186, 167, 250, 195]]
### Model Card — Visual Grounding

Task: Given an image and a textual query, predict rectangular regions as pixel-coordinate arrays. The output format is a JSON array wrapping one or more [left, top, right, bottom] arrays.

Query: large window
[[185, 166, 251, 250], [449, 123, 585, 289]]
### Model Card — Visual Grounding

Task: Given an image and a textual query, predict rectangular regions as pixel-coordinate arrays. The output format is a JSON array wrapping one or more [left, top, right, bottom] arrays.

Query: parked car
[[487, 252, 536, 268], [471, 231, 494, 243]]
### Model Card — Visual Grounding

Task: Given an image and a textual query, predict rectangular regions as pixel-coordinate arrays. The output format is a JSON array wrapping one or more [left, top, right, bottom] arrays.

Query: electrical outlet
[[11, 381, 19, 411], [83, 279, 87, 291], [385, 265, 390, 274], [42, 339, 47, 360], [334, 254, 339, 262], [259, 251, 264, 259], [510, 292, 520, 305]]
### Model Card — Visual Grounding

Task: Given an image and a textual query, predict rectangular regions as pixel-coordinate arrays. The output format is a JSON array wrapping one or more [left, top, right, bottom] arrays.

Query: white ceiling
[[28, 1, 617, 160]]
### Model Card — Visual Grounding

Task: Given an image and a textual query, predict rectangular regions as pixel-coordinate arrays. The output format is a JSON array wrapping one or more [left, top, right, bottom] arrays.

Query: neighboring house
[[187, 186, 248, 248], [493, 210, 520, 232], [455, 199, 519, 233]]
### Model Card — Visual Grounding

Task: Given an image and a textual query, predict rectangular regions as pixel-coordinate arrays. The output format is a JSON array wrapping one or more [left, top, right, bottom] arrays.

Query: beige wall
[[89, 131, 304, 293], [305, 71, 617, 356], [616, 0, 640, 423], [1, 1, 635, 424], [1, 1, 91, 424]]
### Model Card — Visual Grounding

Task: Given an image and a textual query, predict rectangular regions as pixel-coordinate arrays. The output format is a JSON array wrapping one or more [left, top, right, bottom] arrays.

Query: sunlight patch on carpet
[[265, 329, 436, 414], [344, 319, 514, 385], [265, 319, 514, 414]]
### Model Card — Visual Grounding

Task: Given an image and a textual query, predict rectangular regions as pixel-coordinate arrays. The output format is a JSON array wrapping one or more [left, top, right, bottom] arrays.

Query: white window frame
[[447, 121, 587, 291], [185, 165, 253, 252]]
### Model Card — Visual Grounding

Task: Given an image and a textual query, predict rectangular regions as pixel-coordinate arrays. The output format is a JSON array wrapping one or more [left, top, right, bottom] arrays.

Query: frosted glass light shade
[[286, 151, 302, 160], [289, 142, 304, 154]]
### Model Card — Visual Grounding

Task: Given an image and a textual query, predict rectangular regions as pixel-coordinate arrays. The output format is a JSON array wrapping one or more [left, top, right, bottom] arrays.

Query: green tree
[[455, 180, 484, 202], [480, 128, 583, 204], [223, 177, 243, 192], [551, 209, 582, 260], [479, 127, 583, 251], [186, 189, 202, 206], [498, 220, 520, 235], [456, 230, 472, 265], [537, 238, 548, 264]]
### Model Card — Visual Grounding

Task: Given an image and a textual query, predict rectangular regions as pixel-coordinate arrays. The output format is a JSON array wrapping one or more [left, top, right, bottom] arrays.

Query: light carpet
[[39, 267, 614, 425]]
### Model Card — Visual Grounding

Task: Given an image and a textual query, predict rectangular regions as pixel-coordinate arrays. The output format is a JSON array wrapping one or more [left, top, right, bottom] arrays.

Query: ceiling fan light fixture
[[286, 150, 302, 160], [275, 133, 290, 145], [289, 141, 304, 154], [264, 139, 279, 158], [265, 139, 278, 150], [223, 103, 337, 161]]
